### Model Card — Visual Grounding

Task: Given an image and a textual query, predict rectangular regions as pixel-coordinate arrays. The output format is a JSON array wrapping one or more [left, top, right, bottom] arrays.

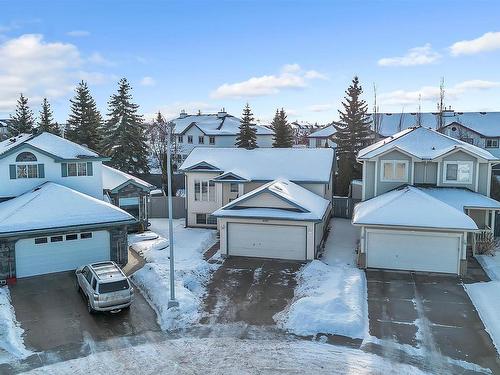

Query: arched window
[[16, 152, 37, 162]]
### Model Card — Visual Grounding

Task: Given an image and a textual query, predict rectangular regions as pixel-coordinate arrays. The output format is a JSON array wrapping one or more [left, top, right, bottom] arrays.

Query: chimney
[[217, 107, 227, 118], [179, 110, 188, 118]]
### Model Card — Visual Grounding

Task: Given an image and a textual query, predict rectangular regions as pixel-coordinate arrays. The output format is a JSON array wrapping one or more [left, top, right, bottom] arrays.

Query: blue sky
[[1, 0, 500, 124]]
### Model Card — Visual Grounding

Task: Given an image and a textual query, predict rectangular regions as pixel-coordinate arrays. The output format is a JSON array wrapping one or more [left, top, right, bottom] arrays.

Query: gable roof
[[358, 126, 498, 161], [180, 147, 334, 183], [0, 132, 104, 161], [352, 186, 478, 231], [419, 187, 500, 211], [0, 182, 135, 236], [172, 113, 274, 136], [212, 179, 330, 221], [308, 125, 336, 138], [102, 165, 154, 192]]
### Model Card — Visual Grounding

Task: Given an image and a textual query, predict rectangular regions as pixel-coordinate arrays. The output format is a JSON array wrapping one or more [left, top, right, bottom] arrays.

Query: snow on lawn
[[0, 287, 31, 364], [129, 219, 218, 331], [276, 218, 368, 339], [465, 249, 500, 352], [24, 337, 429, 375]]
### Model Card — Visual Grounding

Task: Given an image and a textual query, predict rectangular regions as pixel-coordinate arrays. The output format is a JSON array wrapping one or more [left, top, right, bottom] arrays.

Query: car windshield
[[98, 280, 129, 293]]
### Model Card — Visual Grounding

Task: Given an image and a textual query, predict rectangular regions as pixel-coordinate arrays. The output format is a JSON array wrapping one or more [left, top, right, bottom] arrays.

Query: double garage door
[[227, 223, 307, 260], [15, 230, 110, 278], [366, 230, 462, 274]]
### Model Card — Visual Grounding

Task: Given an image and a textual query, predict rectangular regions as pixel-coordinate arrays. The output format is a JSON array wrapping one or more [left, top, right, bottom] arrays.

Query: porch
[[467, 208, 498, 256]]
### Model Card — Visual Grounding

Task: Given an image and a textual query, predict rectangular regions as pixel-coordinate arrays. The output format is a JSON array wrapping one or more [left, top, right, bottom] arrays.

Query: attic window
[[16, 152, 37, 162]]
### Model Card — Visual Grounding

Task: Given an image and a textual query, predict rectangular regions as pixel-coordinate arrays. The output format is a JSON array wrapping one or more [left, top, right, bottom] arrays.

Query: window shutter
[[61, 163, 67, 177], [38, 164, 45, 178], [87, 162, 93, 176], [9, 164, 16, 179]]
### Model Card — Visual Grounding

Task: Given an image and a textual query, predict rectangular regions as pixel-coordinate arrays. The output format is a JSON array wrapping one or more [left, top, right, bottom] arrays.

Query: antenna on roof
[[416, 94, 422, 127]]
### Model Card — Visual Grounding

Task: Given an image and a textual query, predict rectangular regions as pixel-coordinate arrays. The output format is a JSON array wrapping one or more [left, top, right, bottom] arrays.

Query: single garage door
[[366, 230, 461, 274], [16, 230, 110, 278], [228, 222, 307, 260]]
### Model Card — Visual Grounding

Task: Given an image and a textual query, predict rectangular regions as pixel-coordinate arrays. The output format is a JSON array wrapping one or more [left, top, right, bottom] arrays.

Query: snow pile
[[131, 219, 218, 330], [0, 287, 31, 363], [476, 251, 500, 281], [276, 219, 368, 339]]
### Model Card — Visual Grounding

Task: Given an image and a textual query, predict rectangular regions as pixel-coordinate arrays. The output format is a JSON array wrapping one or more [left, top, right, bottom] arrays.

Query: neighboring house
[[307, 125, 337, 148], [352, 126, 500, 276], [102, 165, 154, 229], [0, 132, 136, 280], [290, 121, 321, 145], [179, 147, 335, 261], [171, 109, 274, 163], [0, 119, 11, 140]]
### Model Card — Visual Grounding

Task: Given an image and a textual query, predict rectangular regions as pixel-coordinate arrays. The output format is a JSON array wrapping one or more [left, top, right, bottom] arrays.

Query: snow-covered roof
[[0, 132, 102, 160], [358, 126, 498, 161], [420, 187, 500, 211], [0, 182, 135, 235], [102, 165, 154, 192], [352, 186, 478, 231], [180, 147, 334, 183], [308, 125, 336, 138], [171, 113, 274, 136], [213, 179, 330, 221]]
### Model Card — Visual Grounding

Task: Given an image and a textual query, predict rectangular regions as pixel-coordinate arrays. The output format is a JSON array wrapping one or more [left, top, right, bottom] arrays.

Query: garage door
[[366, 230, 461, 274], [227, 223, 307, 260], [16, 231, 110, 278]]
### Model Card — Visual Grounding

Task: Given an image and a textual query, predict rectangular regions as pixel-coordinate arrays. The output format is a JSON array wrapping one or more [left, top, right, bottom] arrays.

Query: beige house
[[179, 148, 334, 260], [353, 126, 500, 275]]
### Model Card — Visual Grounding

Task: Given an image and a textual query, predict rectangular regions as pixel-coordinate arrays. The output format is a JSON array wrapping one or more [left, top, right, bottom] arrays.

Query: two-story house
[[0, 132, 136, 280], [179, 147, 334, 261], [171, 109, 274, 163], [352, 126, 500, 276]]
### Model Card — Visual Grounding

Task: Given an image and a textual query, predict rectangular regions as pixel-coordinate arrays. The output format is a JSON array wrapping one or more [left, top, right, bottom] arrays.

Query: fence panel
[[148, 196, 185, 219], [332, 197, 360, 219]]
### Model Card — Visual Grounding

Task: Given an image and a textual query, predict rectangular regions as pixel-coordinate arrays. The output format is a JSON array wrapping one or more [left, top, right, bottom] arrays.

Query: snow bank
[[476, 252, 500, 281], [0, 287, 31, 363], [131, 219, 218, 330], [276, 219, 368, 339]]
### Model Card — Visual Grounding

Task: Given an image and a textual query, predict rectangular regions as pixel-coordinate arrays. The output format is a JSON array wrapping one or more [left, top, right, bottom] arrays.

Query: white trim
[[380, 160, 409, 183], [443, 161, 474, 185], [475, 163, 480, 192], [374, 161, 378, 196], [487, 163, 492, 197], [410, 160, 415, 185], [437, 161, 441, 186], [362, 162, 366, 201]]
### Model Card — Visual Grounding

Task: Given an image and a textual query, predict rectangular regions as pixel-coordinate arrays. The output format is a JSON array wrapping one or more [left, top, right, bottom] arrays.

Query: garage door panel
[[366, 231, 460, 274], [16, 231, 110, 278], [228, 223, 306, 260]]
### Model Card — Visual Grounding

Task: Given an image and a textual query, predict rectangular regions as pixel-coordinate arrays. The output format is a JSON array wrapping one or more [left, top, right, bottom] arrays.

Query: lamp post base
[[168, 300, 179, 309]]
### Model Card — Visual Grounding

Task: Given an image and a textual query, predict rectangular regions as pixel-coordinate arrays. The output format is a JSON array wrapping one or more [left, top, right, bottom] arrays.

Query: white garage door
[[366, 230, 461, 274], [227, 223, 307, 260], [16, 231, 110, 278]]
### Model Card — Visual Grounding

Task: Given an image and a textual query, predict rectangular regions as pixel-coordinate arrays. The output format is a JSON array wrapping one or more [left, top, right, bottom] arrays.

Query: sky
[[1, 0, 500, 125]]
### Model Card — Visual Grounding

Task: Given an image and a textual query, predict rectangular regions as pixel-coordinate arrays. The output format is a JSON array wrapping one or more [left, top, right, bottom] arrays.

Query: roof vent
[[217, 108, 227, 118], [179, 110, 188, 118], [480, 112, 487, 115]]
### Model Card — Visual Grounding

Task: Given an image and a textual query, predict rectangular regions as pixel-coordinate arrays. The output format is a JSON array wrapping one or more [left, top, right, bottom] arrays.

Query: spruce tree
[[9, 93, 35, 135], [65, 81, 103, 150], [37, 98, 60, 135], [272, 108, 294, 147], [101, 78, 150, 174], [235, 103, 258, 149], [333, 76, 372, 195]]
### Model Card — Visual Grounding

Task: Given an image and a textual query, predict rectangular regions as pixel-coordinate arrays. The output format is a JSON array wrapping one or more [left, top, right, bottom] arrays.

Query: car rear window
[[98, 280, 129, 293]]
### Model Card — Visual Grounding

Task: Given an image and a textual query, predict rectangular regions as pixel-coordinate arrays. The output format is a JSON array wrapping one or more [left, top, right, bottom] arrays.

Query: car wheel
[[87, 299, 95, 314]]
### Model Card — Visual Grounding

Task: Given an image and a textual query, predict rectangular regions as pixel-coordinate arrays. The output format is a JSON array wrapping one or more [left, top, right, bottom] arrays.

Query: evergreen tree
[[37, 98, 60, 135], [65, 81, 103, 150], [333, 76, 372, 195], [271, 108, 294, 147], [9, 93, 35, 135], [101, 78, 150, 174], [235, 103, 258, 149]]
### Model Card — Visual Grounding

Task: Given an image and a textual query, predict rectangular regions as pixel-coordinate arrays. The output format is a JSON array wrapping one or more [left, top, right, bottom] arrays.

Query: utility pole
[[166, 120, 179, 309]]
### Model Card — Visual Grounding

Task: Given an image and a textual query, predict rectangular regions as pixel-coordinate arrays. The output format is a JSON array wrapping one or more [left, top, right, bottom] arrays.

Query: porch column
[[491, 211, 496, 236]]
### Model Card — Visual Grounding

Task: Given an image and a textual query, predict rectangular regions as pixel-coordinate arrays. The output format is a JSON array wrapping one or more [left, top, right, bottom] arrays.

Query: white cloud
[[210, 64, 327, 99], [307, 103, 335, 112], [0, 34, 107, 112], [140, 76, 156, 86], [87, 52, 114, 66], [67, 30, 90, 37], [450, 31, 500, 56], [379, 79, 500, 105], [378, 44, 441, 67]]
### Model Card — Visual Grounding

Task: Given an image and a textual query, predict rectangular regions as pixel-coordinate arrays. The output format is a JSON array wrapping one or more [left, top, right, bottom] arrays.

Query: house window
[[444, 161, 473, 184], [486, 138, 499, 148], [35, 237, 48, 244], [63, 162, 90, 177], [50, 235, 63, 242], [207, 215, 217, 225], [196, 213, 217, 225], [198, 136, 204, 144], [315, 139, 322, 147], [66, 234, 78, 241], [194, 179, 215, 201], [230, 183, 239, 193], [188, 135, 193, 144], [209, 136, 215, 145], [462, 138, 474, 145], [16, 152, 37, 162], [16, 164, 39, 179], [80, 232, 93, 239], [381, 160, 409, 182], [178, 135, 183, 143]]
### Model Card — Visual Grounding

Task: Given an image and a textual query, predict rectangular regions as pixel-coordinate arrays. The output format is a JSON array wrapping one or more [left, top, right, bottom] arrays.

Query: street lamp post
[[166, 121, 179, 309]]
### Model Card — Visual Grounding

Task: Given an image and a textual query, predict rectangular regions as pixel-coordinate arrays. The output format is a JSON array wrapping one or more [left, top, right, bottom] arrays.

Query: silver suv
[[76, 261, 134, 313]]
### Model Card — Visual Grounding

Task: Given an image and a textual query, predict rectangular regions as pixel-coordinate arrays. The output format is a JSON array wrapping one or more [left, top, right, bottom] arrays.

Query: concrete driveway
[[365, 262, 500, 374]]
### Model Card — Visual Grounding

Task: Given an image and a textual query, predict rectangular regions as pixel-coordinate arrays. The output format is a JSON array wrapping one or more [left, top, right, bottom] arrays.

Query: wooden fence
[[148, 196, 185, 219], [332, 197, 360, 219]]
